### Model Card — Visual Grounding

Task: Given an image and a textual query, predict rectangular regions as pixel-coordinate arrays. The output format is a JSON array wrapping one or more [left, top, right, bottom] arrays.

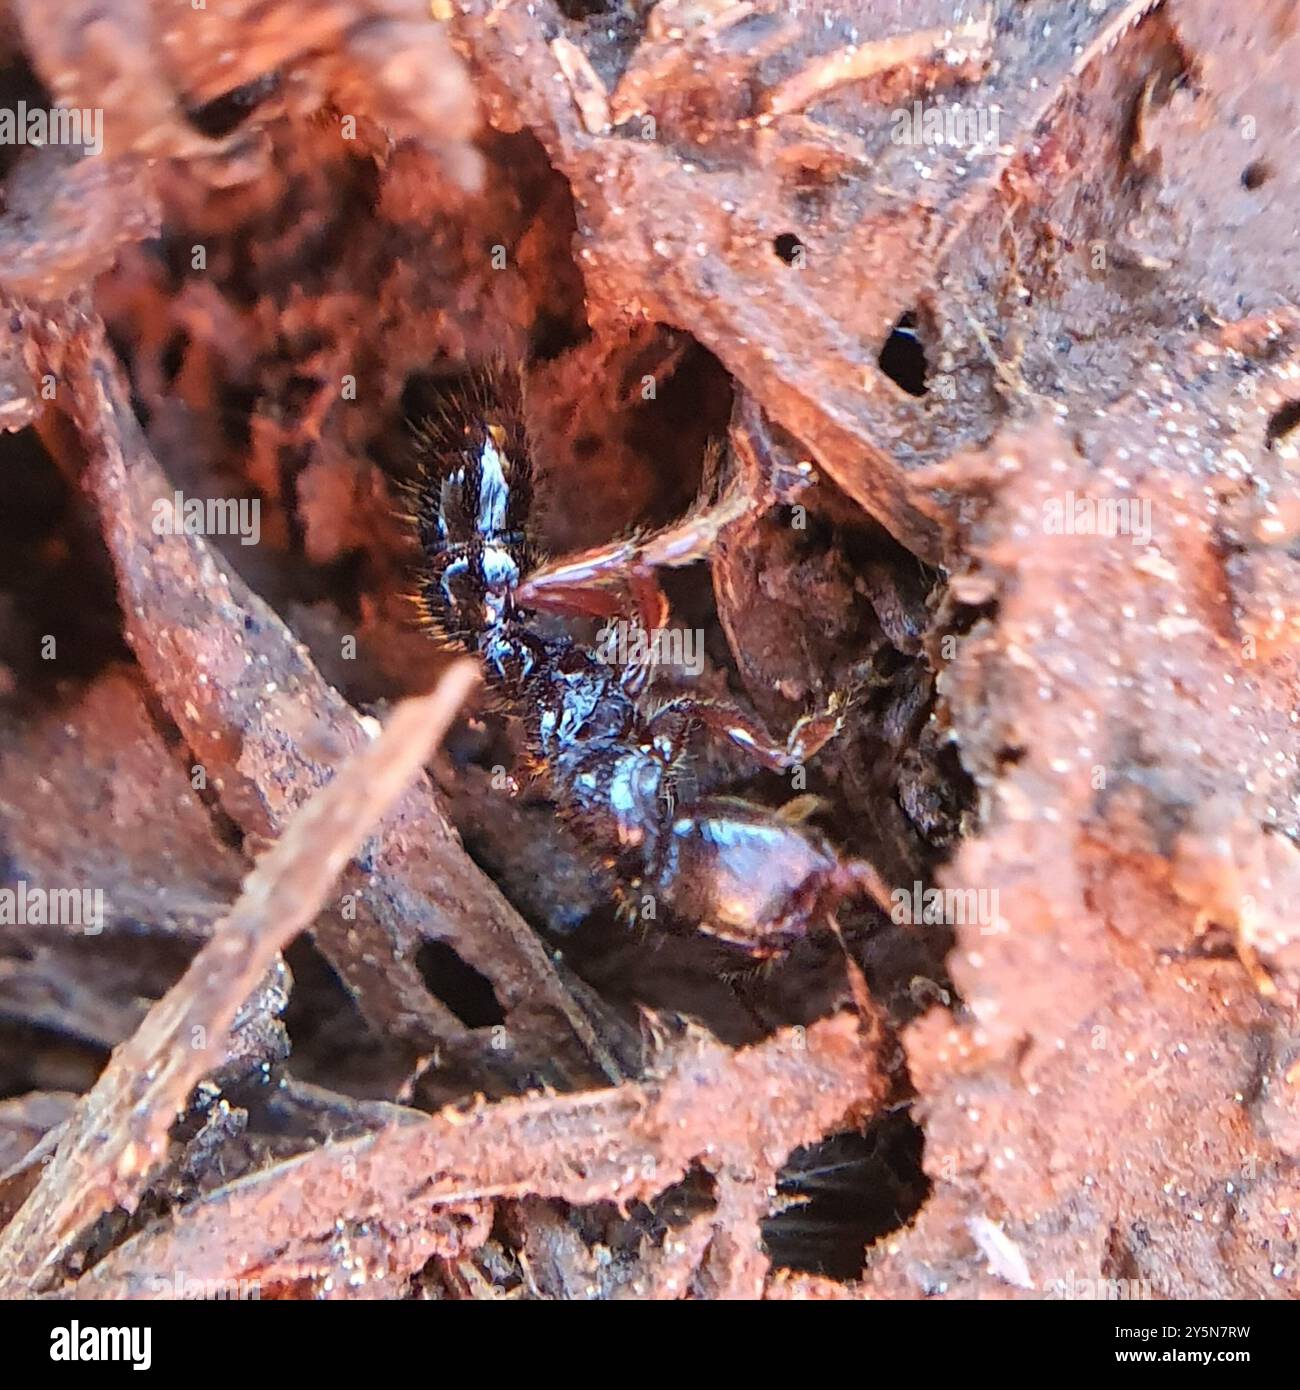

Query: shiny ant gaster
[[413, 363, 889, 957]]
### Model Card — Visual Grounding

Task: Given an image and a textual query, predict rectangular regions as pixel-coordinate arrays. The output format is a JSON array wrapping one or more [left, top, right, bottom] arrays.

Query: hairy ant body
[[413, 365, 888, 957]]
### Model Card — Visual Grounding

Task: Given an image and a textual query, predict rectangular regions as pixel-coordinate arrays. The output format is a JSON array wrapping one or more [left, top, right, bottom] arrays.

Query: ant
[[412, 362, 890, 958]]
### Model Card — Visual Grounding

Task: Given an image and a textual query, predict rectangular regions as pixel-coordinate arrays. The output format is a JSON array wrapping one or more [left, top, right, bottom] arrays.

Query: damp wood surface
[[0, 0, 1297, 1299]]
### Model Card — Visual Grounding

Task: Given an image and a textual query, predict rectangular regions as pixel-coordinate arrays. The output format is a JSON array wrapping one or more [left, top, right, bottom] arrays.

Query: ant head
[[419, 411, 531, 545], [417, 414, 531, 641]]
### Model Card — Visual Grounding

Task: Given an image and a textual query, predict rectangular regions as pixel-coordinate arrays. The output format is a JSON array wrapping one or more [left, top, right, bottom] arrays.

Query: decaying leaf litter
[[0, 0, 1297, 1298]]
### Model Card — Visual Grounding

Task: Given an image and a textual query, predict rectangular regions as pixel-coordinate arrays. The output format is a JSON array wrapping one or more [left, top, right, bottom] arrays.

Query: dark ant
[[412, 363, 890, 958]]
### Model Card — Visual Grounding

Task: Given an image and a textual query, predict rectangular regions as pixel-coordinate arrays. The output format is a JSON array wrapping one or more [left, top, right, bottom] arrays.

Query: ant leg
[[517, 561, 669, 631], [519, 565, 672, 696], [521, 584, 627, 622], [646, 690, 852, 772], [619, 571, 672, 696], [835, 858, 894, 916], [630, 569, 670, 634], [513, 485, 750, 608]]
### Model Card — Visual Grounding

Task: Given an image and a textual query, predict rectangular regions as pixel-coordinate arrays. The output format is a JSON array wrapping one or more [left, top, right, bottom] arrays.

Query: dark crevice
[[1240, 160, 1272, 192], [160, 329, 189, 386], [184, 73, 282, 141], [763, 1109, 930, 1279], [878, 311, 930, 397], [1265, 398, 1300, 448], [0, 427, 130, 701], [0, 1020, 108, 1100], [554, 0, 614, 16], [772, 232, 805, 265], [416, 940, 506, 1028]]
